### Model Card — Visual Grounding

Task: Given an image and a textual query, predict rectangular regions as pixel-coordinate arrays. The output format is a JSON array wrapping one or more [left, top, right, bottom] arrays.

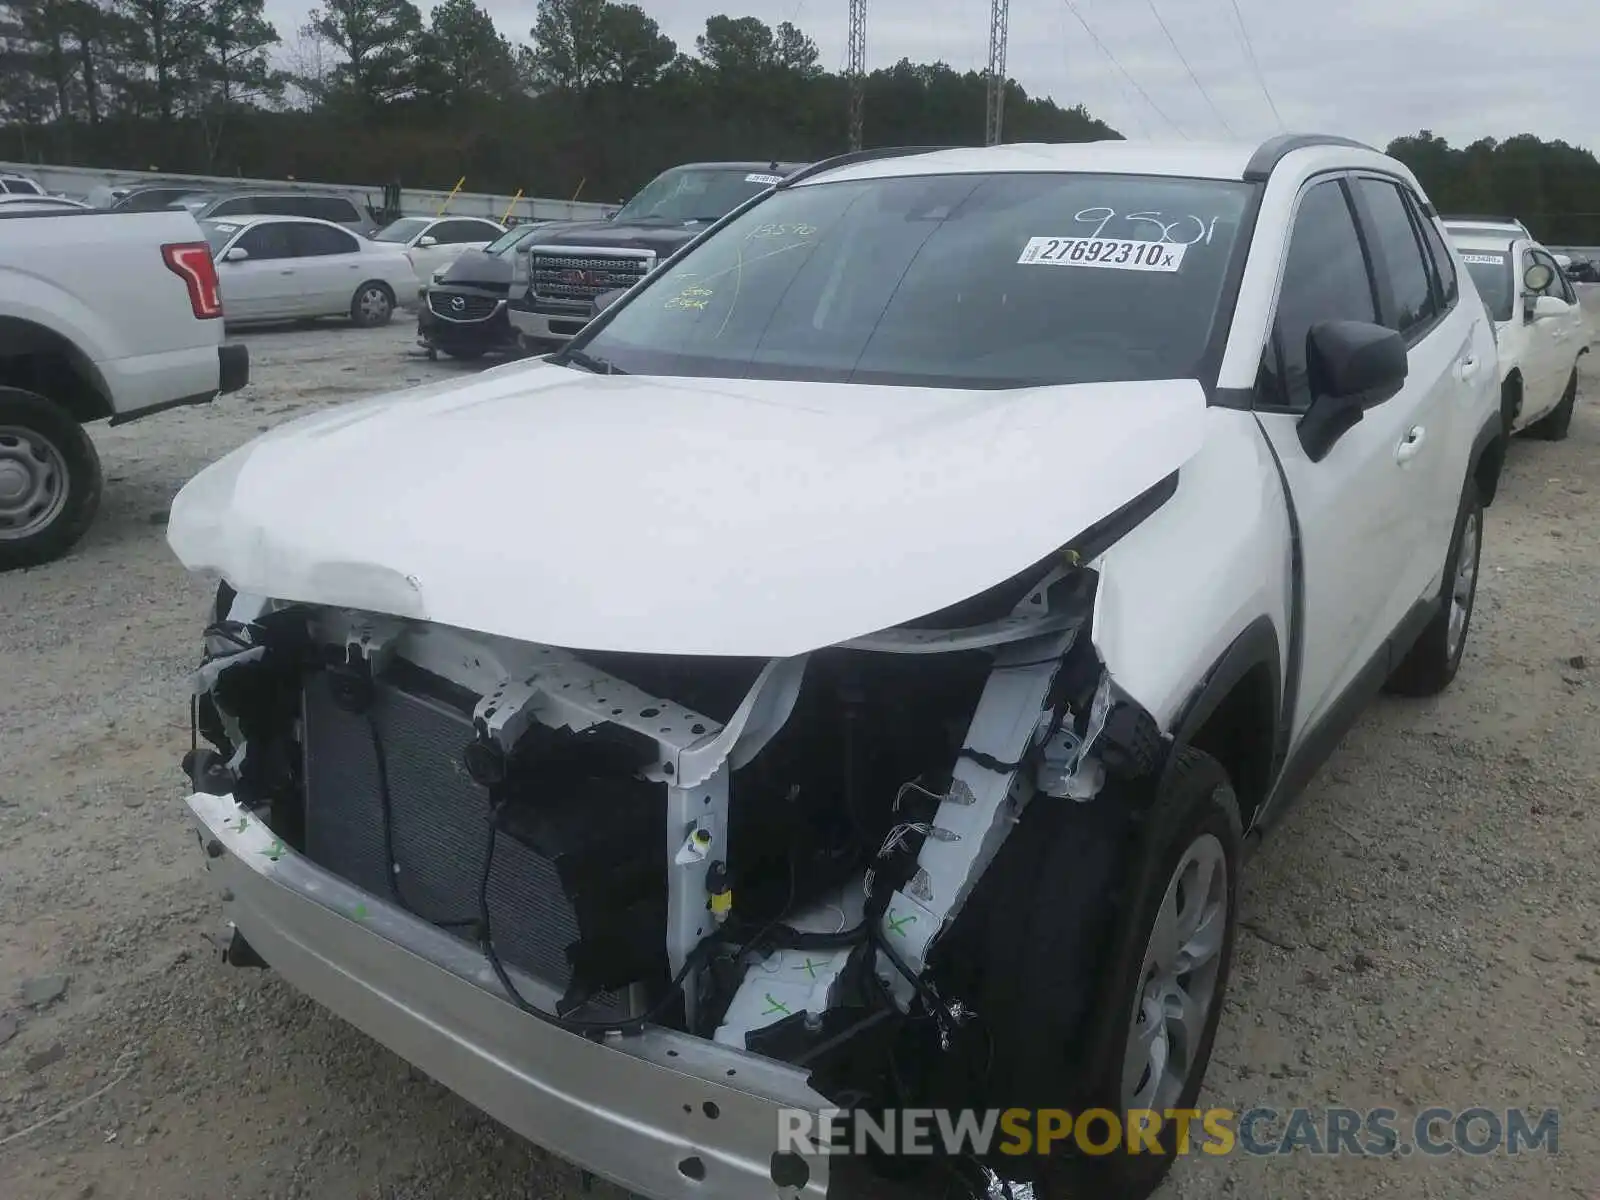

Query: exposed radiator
[[299, 670, 588, 996]]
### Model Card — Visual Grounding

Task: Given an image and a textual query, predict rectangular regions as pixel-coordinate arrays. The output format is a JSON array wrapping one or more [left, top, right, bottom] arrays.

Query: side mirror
[[417, 235, 438, 248], [1297, 319, 1409, 462], [223, 246, 249, 262], [591, 287, 629, 317], [1532, 294, 1571, 319], [1523, 262, 1554, 293]]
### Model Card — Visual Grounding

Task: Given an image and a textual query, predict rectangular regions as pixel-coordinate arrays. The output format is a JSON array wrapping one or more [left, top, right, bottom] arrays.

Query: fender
[[1467, 407, 1506, 507], [1168, 613, 1282, 751]]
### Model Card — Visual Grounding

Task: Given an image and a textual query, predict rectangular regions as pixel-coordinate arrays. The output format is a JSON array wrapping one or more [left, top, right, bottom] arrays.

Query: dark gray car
[[508, 161, 808, 348], [180, 189, 378, 237]]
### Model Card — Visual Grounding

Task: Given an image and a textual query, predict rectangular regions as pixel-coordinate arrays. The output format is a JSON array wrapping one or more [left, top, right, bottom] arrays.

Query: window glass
[[1413, 206, 1458, 306], [580, 171, 1254, 388], [1355, 178, 1437, 336], [211, 197, 256, 217], [1267, 179, 1377, 409], [1528, 250, 1573, 304], [290, 222, 358, 256], [374, 217, 431, 243], [302, 196, 360, 223], [432, 219, 498, 244], [236, 223, 294, 260], [612, 166, 789, 224]]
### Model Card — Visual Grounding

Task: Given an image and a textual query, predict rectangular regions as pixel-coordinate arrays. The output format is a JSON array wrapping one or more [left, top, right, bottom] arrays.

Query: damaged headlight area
[[182, 561, 1167, 1130]]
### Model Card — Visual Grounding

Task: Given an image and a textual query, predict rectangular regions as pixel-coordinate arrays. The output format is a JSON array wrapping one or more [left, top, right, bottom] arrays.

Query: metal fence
[[0, 160, 615, 225]]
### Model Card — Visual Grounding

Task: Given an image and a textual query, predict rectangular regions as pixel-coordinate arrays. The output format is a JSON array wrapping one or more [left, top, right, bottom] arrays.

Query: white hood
[[168, 360, 1207, 657]]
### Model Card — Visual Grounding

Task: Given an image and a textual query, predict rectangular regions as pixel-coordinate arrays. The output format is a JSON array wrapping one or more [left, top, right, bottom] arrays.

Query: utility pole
[[847, 0, 867, 150], [984, 0, 1009, 146]]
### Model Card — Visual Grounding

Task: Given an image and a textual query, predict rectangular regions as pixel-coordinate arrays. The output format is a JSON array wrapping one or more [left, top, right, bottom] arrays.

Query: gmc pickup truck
[[1, 206, 248, 570]]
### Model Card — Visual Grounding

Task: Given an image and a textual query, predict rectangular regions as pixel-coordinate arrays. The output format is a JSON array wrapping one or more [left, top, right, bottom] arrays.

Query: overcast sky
[[264, 0, 1600, 152]]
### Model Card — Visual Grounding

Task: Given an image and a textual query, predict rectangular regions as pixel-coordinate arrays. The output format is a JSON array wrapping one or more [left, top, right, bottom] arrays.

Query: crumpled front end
[[181, 536, 1173, 1196]]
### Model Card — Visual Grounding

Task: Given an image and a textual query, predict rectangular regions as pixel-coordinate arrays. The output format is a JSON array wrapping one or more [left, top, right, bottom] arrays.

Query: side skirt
[[1251, 594, 1438, 836]]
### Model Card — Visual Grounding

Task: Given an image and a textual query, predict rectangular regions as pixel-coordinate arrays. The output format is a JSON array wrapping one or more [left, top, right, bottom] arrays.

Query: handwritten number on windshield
[[1074, 207, 1220, 246]]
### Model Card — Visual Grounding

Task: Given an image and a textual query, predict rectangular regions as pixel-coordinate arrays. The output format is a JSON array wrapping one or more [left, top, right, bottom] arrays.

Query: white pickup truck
[[0, 205, 248, 570]]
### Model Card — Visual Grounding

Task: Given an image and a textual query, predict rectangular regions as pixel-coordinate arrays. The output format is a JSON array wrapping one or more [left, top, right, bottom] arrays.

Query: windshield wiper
[[554, 347, 627, 375]]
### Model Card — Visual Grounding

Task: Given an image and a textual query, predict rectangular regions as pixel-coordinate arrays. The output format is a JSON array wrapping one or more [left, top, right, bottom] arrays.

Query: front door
[[219, 223, 298, 321], [1250, 175, 1427, 748]]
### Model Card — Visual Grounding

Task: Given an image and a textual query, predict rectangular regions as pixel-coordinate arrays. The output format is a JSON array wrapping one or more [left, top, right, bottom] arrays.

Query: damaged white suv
[[168, 136, 1504, 1200]]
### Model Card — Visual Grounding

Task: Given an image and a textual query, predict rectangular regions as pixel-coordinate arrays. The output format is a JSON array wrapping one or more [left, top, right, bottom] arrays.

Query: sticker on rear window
[[211, 222, 240, 233], [1460, 253, 1507, 265], [1017, 236, 1186, 271], [745, 173, 784, 185]]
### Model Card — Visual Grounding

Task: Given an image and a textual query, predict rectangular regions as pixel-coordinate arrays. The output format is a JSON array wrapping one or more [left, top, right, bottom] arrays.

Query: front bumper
[[508, 303, 590, 346], [417, 298, 519, 352], [186, 790, 834, 1200]]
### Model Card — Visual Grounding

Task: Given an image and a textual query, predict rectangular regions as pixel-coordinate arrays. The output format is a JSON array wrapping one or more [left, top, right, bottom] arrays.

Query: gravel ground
[[2, 317, 1597, 1200]]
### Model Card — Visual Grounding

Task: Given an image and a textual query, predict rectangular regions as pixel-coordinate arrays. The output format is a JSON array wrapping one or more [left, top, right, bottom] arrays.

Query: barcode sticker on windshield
[[745, 173, 784, 185], [1460, 253, 1507, 265], [1017, 236, 1187, 271]]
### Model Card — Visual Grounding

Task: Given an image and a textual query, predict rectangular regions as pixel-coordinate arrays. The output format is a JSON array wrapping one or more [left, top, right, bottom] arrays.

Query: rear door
[[286, 221, 363, 313], [1252, 175, 1429, 745], [1347, 174, 1478, 594]]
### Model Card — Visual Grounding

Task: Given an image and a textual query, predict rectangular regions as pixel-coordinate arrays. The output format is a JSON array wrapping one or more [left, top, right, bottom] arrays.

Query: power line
[[1145, 0, 1233, 137], [1224, 0, 1283, 131], [1059, 0, 1186, 138]]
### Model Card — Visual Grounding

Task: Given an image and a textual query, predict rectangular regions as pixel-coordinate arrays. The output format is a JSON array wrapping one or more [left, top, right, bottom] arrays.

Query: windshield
[[579, 172, 1252, 388], [1459, 251, 1513, 321], [612, 166, 788, 224], [200, 220, 243, 254], [486, 225, 542, 254], [374, 217, 431, 243]]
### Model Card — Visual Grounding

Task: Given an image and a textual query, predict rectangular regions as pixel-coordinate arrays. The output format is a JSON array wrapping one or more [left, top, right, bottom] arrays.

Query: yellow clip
[[710, 890, 733, 916]]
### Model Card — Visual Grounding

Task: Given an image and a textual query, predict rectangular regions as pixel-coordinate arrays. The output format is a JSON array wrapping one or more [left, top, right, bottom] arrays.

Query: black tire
[[350, 281, 396, 328], [1524, 367, 1577, 441], [961, 747, 1242, 1200], [0, 386, 103, 572], [1386, 479, 1483, 696]]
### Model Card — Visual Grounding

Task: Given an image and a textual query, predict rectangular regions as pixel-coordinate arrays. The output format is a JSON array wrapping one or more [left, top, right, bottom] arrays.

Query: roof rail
[[1439, 214, 1526, 225], [1242, 134, 1378, 182], [776, 146, 961, 188]]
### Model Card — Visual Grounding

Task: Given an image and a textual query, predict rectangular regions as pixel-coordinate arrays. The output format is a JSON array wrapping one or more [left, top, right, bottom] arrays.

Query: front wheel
[[1386, 480, 1483, 696], [0, 386, 104, 571], [968, 747, 1242, 1200], [350, 282, 395, 328]]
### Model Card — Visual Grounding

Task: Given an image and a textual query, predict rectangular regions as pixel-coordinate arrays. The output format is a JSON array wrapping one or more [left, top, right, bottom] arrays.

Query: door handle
[[1396, 425, 1426, 463], [1456, 354, 1481, 380]]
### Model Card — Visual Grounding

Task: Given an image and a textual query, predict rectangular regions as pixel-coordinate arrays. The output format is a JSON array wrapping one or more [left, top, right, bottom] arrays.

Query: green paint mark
[[762, 994, 792, 1017], [230, 817, 249, 833], [801, 958, 822, 979], [886, 912, 917, 938], [260, 838, 285, 862], [352, 903, 369, 921]]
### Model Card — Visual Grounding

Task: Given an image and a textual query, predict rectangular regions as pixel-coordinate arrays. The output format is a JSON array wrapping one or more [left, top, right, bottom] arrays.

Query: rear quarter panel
[[0, 208, 224, 411]]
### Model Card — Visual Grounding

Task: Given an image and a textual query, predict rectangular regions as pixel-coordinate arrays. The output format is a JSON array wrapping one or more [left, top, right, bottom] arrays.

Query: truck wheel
[[1524, 368, 1577, 441], [350, 282, 395, 328], [0, 387, 103, 571], [1385, 479, 1482, 696], [965, 747, 1241, 1200]]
